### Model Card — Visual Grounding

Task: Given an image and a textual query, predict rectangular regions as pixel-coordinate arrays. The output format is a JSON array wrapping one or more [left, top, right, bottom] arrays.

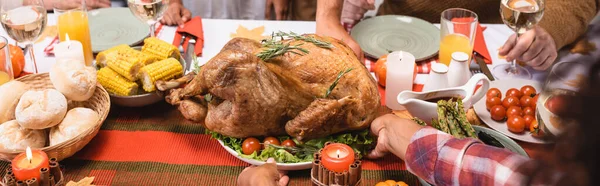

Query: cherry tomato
[[263, 137, 280, 149], [506, 88, 523, 98], [523, 115, 535, 129], [530, 120, 544, 138], [242, 137, 261, 155], [281, 139, 296, 147], [523, 107, 535, 116], [531, 94, 539, 110], [545, 95, 568, 116], [506, 106, 523, 118], [520, 96, 533, 108], [502, 96, 521, 108], [486, 88, 502, 99], [507, 116, 525, 133], [520, 85, 537, 97], [486, 97, 502, 110], [490, 105, 507, 121]]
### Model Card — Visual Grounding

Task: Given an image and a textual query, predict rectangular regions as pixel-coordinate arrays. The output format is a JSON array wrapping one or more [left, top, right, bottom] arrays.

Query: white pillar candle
[[385, 51, 416, 110], [54, 34, 85, 65]]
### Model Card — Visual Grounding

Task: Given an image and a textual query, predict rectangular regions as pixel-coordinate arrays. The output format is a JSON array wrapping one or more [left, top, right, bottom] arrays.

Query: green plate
[[418, 125, 528, 186], [88, 8, 149, 53], [351, 15, 440, 60]]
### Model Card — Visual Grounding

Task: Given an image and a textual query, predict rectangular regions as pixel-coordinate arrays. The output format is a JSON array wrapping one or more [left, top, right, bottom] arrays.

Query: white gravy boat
[[397, 73, 490, 123]]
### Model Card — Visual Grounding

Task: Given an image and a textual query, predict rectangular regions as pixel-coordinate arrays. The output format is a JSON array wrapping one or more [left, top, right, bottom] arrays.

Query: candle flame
[[26, 146, 32, 163], [336, 149, 340, 158], [65, 34, 71, 49]]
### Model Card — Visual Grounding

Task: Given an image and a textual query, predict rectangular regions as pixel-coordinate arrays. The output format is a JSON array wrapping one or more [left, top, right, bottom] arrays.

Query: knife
[[474, 54, 495, 81], [183, 35, 196, 73]]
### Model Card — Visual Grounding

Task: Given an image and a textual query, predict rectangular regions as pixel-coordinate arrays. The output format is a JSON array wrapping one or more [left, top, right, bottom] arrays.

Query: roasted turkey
[[165, 35, 380, 141]]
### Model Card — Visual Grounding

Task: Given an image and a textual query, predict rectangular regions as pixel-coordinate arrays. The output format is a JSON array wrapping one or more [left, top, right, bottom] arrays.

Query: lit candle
[[11, 147, 49, 181], [320, 143, 355, 173], [54, 33, 86, 65]]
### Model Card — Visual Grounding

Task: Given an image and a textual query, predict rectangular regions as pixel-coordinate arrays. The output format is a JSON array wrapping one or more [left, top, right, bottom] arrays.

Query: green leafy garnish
[[324, 68, 354, 98], [256, 31, 332, 61], [207, 129, 374, 163]]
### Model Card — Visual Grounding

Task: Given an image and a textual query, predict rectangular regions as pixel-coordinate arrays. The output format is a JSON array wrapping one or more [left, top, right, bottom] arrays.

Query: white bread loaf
[[0, 81, 30, 123], [15, 89, 68, 129], [49, 107, 99, 146], [50, 58, 97, 101], [0, 120, 46, 150]]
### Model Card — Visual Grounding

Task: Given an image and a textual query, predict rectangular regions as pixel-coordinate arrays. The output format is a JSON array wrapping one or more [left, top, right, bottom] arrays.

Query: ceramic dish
[[418, 125, 529, 186], [473, 79, 553, 144], [88, 8, 150, 53], [350, 15, 440, 60], [218, 140, 312, 171]]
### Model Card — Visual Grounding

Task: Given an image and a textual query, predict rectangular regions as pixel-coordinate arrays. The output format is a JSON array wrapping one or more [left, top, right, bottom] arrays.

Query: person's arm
[[316, 0, 363, 61], [405, 127, 535, 185], [539, 0, 598, 50]]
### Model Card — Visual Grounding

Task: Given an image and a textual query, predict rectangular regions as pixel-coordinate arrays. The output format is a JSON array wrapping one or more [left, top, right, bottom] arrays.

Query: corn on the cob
[[142, 37, 180, 60], [106, 55, 143, 81], [125, 49, 160, 66], [97, 67, 139, 96], [95, 44, 131, 67], [139, 58, 183, 92]]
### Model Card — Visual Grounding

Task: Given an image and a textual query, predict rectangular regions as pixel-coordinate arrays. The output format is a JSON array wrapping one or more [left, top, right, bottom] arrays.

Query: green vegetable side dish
[[208, 130, 374, 163]]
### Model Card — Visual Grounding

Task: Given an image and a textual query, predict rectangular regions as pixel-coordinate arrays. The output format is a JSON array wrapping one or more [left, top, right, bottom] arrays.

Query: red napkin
[[451, 17, 492, 64], [172, 16, 204, 56]]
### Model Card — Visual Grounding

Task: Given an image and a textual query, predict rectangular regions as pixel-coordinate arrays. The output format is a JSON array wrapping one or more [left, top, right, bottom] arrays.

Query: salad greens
[[208, 129, 374, 163]]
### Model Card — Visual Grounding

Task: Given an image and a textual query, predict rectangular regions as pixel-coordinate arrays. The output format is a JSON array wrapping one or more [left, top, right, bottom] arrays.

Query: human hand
[[237, 158, 289, 186], [341, 0, 375, 26], [499, 26, 557, 71], [367, 114, 424, 160], [265, 0, 288, 20], [316, 19, 364, 61], [54, 0, 110, 10], [161, 1, 192, 26]]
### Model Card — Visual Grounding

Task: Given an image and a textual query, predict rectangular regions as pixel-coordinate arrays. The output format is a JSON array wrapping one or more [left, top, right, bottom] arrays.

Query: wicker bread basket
[[0, 73, 110, 161]]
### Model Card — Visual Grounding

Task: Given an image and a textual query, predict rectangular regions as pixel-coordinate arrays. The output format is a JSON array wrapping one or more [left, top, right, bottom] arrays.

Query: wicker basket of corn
[[95, 37, 184, 107]]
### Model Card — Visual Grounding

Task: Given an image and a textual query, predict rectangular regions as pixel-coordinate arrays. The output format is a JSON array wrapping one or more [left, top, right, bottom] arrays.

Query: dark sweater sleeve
[[539, 0, 598, 49]]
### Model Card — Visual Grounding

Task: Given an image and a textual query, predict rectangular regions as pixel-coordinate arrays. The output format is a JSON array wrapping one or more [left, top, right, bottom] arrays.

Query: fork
[[470, 60, 482, 75]]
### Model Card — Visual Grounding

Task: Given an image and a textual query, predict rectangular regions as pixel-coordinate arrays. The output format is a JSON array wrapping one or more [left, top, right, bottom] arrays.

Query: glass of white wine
[[0, 36, 13, 85], [0, 0, 47, 74], [494, 0, 545, 79], [128, 0, 170, 37]]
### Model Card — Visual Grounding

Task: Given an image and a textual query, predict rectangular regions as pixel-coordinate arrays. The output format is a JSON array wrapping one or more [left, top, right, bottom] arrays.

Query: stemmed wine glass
[[127, 0, 170, 37], [493, 0, 545, 79], [0, 0, 48, 74]]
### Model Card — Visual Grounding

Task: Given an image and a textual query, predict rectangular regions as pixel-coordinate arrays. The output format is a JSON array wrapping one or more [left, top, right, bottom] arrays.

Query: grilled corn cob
[[107, 55, 143, 81], [97, 67, 139, 96], [142, 37, 180, 60], [139, 58, 183, 92], [126, 49, 160, 66], [95, 44, 130, 67]]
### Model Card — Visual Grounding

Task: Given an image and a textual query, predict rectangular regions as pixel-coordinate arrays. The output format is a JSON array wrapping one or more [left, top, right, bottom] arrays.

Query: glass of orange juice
[[0, 36, 13, 85], [439, 8, 478, 66], [54, 1, 93, 66]]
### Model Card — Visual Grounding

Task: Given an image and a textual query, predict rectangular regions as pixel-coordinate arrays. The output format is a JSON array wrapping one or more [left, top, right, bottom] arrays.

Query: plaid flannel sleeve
[[405, 127, 532, 186]]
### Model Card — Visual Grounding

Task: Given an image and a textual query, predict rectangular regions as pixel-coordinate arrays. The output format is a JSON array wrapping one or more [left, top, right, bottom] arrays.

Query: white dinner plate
[[218, 140, 312, 171], [473, 79, 553, 144]]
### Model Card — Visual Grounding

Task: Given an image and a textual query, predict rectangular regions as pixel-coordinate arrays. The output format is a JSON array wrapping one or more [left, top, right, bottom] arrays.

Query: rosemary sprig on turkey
[[257, 31, 333, 61], [325, 68, 354, 98]]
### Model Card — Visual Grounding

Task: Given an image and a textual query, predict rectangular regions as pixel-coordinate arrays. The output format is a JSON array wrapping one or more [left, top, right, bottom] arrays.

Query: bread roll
[[15, 89, 68, 129], [0, 81, 30, 124], [50, 58, 97, 101], [0, 120, 46, 150], [49, 107, 99, 146]]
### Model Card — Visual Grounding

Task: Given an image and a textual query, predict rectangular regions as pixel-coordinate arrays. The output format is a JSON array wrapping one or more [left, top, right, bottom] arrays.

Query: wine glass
[[0, 0, 47, 74], [127, 0, 170, 37], [0, 36, 13, 85], [493, 0, 545, 79]]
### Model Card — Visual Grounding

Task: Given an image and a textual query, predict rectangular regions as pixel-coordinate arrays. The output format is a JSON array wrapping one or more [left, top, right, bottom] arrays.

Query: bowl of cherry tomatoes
[[473, 79, 553, 144]]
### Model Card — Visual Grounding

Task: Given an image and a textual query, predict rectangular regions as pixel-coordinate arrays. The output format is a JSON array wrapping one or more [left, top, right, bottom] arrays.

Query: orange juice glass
[[55, 4, 93, 66], [439, 8, 478, 66], [0, 36, 13, 85]]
